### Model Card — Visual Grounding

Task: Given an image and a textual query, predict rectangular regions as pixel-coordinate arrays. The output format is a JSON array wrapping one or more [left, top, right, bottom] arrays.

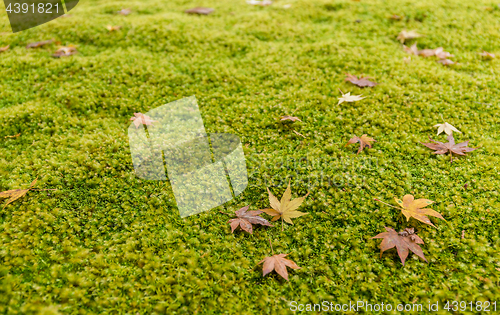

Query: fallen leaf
[[228, 205, 273, 234], [403, 43, 419, 55], [280, 116, 302, 122], [397, 30, 422, 43], [247, 0, 273, 6], [117, 8, 132, 15], [283, 4, 292, 9], [403, 56, 411, 63], [393, 194, 445, 227], [389, 14, 403, 20], [0, 45, 9, 52], [185, 7, 214, 15], [4, 133, 21, 138], [434, 122, 461, 135], [480, 51, 495, 60], [433, 47, 453, 59], [437, 59, 455, 66], [346, 134, 375, 154], [106, 25, 122, 32], [0, 178, 37, 209], [261, 181, 309, 229], [461, 230, 465, 239], [345, 74, 378, 87], [372, 227, 427, 266], [421, 134, 477, 162], [338, 90, 365, 105], [258, 254, 300, 280], [52, 46, 77, 58], [130, 113, 156, 128], [292, 130, 306, 138], [26, 39, 53, 49]]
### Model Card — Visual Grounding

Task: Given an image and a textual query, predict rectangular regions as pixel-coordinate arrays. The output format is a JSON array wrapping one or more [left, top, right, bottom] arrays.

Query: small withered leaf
[[437, 59, 455, 66], [258, 253, 300, 280], [421, 134, 477, 162], [372, 227, 427, 266], [52, 46, 77, 58], [389, 14, 403, 20], [247, 0, 273, 6], [0, 178, 38, 209], [26, 39, 53, 49], [0, 45, 9, 52], [227, 205, 273, 234], [106, 25, 122, 32], [433, 122, 461, 136], [346, 134, 375, 154], [393, 194, 445, 227], [397, 30, 422, 43], [185, 7, 214, 15], [118, 8, 132, 15], [480, 51, 495, 59], [130, 113, 156, 128], [345, 74, 378, 87], [338, 91, 365, 105], [280, 116, 302, 122]]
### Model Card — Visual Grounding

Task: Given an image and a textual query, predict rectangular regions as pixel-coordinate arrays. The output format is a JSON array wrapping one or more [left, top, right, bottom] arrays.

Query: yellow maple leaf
[[261, 181, 309, 230], [394, 194, 445, 227]]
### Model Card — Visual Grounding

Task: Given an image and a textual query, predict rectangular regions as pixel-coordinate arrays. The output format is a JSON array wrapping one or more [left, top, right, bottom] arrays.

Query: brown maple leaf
[[0, 45, 9, 53], [0, 178, 37, 209], [261, 181, 309, 230], [345, 74, 378, 87], [26, 39, 53, 49], [372, 227, 427, 266], [346, 134, 375, 154], [52, 46, 77, 58], [397, 30, 422, 43], [185, 7, 214, 15], [258, 253, 300, 280], [280, 116, 302, 122], [421, 134, 477, 162], [228, 205, 273, 234], [130, 113, 156, 128], [437, 59, 455, 66]]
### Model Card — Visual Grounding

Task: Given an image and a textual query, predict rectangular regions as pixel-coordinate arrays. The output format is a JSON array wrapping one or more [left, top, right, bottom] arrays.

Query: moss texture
[[0, 0, 499, 314]]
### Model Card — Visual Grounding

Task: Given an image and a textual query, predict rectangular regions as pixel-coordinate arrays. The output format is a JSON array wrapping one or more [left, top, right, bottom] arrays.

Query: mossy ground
[[1, 0, 500, 314]]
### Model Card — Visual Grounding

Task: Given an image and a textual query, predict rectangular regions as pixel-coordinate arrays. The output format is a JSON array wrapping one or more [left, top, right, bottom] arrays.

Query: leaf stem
[[30, 188, 57, 191], [374, 198, 401, 210]]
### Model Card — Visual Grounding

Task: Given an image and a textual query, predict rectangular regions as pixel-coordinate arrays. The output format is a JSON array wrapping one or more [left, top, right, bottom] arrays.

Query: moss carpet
[[0, 0, 499, 314]]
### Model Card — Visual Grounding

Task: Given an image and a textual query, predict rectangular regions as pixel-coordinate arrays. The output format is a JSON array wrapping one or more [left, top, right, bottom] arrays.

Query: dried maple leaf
[[117, 8, 132, 15], [372, 227, 427, 266], [261, 181, 309, 230], [106, 25, 122, 32], [346, 134, 375, 154], [280, 116, 301, 122], [421, 134, 477, 162], [0, 178, 37, 209], [437, 59, 455, 66], [345, 74, 378, 87], [258, 254, 300, 280], [393, 194, 445, 227], [0, 45, 9, 52], [228, 205, 273, 234], [397, 30, 422, 43], [247, 0, 273, 6], [404, 43, 419, 55], [338, 90, 365, 105], [480, 51, 495, 60], [130, 113, 156, 128], [52, 46, 77, 58], [26, 39, 53, 49], [433, 47, 453, 59], [185, 7, 214, 15], [434, 122, 461, 135]]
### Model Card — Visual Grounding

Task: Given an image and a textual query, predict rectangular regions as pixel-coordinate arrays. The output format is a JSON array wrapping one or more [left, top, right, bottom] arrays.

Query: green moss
[[1, 0, 499, 314]]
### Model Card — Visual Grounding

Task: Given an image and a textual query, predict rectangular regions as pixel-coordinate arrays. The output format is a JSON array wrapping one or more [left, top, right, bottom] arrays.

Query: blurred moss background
[[0, 0, 499, 314]]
